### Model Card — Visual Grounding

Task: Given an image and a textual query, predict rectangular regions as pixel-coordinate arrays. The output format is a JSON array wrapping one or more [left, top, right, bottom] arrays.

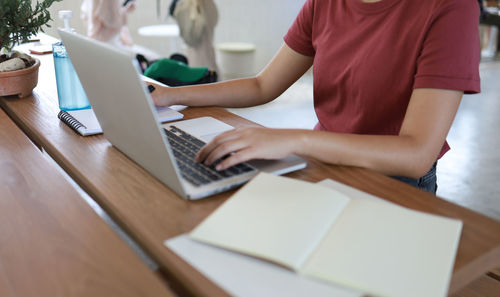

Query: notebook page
[[190, 173, 350, 271], [301, 198, 462, 297], [166, 235, 364, 297], [317, 178, 394, 205], [67, 109, 101, 134]]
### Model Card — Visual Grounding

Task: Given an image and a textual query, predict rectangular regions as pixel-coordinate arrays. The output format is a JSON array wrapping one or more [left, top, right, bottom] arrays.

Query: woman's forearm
[[294, 89, 463, 178], [294, 130, 435, 178], [151, 44, 313, 108], [164, 77, 271, 108]]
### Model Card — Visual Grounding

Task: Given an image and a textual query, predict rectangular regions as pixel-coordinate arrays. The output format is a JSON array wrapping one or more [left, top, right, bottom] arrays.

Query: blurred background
[[44, 0, 305, 74]]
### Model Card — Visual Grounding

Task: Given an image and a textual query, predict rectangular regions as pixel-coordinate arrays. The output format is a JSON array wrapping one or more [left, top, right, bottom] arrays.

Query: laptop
[[58, 29, 306, 200]]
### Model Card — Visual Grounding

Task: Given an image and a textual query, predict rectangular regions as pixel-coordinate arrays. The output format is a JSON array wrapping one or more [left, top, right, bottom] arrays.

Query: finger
[[196, 136, 241, 165], [204, 139, 248, 166], [195, 130, 241, 162], [215, 148, 255, 171], [150, 92, 162, 106], [149, 87, 169, 106]]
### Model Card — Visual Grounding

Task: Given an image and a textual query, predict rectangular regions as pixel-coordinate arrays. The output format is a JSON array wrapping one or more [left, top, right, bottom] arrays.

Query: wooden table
[[2, 36, 500, 296], [0, 109, 175, 297]]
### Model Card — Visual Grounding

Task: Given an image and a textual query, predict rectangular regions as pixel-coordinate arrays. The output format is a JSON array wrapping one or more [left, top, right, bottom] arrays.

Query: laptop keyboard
[[163, 125, 256, 187]]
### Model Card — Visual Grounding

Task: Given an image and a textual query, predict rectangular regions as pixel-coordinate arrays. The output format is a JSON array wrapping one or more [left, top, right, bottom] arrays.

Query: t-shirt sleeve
[[414, 0, 481, 94], [284, 0, 316, 57]]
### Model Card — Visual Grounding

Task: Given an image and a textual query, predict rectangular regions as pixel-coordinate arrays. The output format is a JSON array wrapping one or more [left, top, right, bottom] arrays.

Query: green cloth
[[144, 58, 208, 82]]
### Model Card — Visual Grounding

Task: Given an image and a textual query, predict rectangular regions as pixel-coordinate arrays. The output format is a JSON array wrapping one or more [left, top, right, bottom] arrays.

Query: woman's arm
[[196, 88, 462, 178], [150, 44, 313, 108]]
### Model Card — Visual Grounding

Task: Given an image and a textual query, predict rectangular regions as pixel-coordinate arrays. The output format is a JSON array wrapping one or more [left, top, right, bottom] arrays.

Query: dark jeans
[[391, 162, 437, 194]]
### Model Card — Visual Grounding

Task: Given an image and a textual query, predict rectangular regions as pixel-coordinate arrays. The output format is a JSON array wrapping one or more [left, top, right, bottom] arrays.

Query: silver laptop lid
[[58, 29, 187, 198]]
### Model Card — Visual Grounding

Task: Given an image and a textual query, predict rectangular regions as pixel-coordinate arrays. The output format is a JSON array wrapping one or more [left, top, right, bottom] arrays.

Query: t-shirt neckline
[[348, 0, 402, 14]]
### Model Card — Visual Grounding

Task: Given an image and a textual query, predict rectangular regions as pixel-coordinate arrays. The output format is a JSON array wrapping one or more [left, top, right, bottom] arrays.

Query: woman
[[149, 0, 481, 193], [81, 0, 160, 60], [170, 0, 219, 72]]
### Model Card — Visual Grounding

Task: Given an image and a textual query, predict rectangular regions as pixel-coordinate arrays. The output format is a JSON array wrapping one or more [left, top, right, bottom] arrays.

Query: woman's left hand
[[195, 127, 302, 171]]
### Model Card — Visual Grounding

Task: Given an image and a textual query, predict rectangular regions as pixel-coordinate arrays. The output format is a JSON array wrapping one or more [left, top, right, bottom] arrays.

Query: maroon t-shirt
[[284, 0, 481, 158]]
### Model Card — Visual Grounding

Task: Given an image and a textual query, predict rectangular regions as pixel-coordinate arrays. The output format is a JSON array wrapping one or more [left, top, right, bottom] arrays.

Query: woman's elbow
[[401, 149, 439, 179]]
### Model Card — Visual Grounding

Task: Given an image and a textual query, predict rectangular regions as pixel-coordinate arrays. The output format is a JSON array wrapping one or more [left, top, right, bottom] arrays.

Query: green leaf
[[0, 0, 62, 51]]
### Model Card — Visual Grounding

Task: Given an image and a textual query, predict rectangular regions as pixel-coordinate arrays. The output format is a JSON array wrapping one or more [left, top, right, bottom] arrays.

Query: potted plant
[[0, 0, 61, 98]]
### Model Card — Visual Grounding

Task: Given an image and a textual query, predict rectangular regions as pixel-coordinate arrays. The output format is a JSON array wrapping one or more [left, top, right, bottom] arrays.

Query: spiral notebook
[[58, 107, 183, 136]]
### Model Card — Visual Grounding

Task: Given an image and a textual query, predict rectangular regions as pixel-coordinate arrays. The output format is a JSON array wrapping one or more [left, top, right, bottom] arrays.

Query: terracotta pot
[[0, 58, 40, 98]]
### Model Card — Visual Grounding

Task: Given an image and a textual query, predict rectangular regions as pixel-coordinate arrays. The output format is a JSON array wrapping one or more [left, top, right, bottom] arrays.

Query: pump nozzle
[[58, 10, 73, 32]]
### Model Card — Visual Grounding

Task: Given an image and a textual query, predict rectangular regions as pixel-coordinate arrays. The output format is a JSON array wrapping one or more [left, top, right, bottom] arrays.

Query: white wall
[[44, 0, 306, 72], [212, 0, 305, 72]]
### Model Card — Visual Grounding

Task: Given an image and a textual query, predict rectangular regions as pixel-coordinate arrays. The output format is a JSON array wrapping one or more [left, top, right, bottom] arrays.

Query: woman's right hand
[[147, 83, 175, 107]]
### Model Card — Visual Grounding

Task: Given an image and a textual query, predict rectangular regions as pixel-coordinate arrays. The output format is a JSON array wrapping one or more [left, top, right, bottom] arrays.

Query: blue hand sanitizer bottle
[[53, 10, 90, 111]]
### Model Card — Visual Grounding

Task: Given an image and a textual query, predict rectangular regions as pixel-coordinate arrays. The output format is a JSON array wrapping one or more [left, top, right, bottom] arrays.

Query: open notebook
[[58, 106, 183, 136], [188, 173, 463, 297]]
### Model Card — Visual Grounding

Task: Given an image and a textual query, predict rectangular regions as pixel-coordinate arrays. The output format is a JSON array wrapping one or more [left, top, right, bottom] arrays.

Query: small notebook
[[189, 173, 463, 297], [58, 106, 183, 136]]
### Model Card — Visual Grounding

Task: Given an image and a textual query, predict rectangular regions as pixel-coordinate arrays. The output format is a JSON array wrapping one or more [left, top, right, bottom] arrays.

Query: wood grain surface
[[0, 109, 175, 297], [451, 274, 500, 297], [2, 37, 499, 296]]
